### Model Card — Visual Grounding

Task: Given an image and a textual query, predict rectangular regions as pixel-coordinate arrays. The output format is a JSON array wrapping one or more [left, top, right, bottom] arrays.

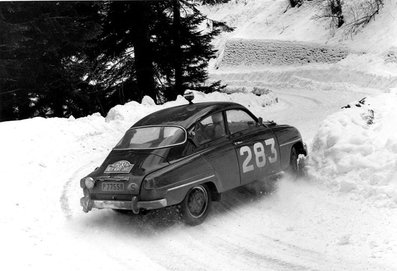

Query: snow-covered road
[[210, 66, 387, 140], [59, 161, 395, 271], [2, 68, 396, 270], [2, 67, 396, 270], [46, 82, 394, 271]]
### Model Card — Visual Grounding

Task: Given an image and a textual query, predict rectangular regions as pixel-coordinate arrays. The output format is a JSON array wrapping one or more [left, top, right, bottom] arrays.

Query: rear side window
[[226, 110, 256, 134]]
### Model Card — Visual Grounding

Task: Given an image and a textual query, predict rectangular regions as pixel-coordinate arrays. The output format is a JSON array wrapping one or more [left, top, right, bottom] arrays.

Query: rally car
[[80, 91, 307, 225]]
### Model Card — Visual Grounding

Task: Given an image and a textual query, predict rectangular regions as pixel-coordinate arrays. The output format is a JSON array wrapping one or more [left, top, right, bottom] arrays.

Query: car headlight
[[143, 178, 155, 189], [84, 177, 95, 189]]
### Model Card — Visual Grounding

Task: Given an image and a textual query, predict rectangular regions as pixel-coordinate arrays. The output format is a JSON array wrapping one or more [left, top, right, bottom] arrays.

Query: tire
[[180, 184, 211, 226], [289, 146, 299, 173], [289, 146, 305, 177]]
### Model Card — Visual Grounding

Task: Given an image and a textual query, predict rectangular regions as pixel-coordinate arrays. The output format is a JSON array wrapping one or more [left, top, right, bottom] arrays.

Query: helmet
[[211, 113, 222, 125]]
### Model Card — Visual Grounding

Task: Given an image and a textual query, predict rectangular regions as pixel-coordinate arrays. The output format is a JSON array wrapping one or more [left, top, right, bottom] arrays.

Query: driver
[[211, 113, 225, 139]]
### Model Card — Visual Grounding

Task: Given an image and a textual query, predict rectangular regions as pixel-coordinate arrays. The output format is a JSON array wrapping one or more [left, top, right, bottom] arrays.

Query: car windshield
[[114, 126, 187, 150]]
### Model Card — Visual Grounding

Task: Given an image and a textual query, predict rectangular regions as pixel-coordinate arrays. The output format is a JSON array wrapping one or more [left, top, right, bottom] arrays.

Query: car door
[[225, 109, 281, 185], [190, 112, 241, 192]]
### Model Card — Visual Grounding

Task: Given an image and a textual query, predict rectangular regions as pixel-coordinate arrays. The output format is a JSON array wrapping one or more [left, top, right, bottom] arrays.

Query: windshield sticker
[[104, 160, 134, 174]]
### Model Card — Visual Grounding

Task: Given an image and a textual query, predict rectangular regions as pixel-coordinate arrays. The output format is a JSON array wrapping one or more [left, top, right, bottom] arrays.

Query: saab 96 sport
[[80, 91, 307, 225]]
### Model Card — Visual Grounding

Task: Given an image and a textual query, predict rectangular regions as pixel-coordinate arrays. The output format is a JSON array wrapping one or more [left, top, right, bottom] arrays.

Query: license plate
[[102, 182, 124, 192]]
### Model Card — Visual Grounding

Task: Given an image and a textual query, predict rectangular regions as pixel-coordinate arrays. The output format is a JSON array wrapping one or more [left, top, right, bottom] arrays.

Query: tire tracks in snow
[[276, 91, 323, 106]]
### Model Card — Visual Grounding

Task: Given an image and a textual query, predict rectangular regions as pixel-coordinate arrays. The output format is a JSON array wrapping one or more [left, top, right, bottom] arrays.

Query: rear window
[[114, 126, 187, 150]]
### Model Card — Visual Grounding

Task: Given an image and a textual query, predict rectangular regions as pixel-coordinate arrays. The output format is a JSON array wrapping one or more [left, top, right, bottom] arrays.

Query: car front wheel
[[180, 184, 211, 226], [289, 146, 305, 177]]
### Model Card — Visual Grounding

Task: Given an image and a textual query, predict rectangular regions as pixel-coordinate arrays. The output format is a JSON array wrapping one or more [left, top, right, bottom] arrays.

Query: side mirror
[[257, 117, 263, 126]]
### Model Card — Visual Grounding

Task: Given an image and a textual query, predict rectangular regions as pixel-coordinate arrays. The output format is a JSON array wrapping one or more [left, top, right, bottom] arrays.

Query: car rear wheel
[[290, 146, 298, 172], [180, 184, 211, 226]]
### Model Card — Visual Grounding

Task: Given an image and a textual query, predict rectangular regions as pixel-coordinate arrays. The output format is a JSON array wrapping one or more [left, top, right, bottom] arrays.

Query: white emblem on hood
[[104, 160, 134, 174]]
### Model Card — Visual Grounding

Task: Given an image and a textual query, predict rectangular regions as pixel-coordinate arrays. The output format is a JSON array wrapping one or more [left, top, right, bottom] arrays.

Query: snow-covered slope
[[202, 0, 397, 71], [202, 0, 397, 52], [203, 0, 397, 108]]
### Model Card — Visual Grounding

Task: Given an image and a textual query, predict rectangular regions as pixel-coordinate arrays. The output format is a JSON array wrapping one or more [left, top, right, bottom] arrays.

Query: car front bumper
[[80, 195, 167, 214]]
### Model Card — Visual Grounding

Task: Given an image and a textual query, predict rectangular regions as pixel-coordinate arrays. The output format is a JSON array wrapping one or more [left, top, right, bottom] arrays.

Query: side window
[[226, 110, 256, 134], [193, 112, 226, 144]]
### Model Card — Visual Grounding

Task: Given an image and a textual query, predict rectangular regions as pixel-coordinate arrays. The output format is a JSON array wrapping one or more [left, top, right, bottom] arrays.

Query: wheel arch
[[204, 181, 221, 201], [291, 141, 307, 156]]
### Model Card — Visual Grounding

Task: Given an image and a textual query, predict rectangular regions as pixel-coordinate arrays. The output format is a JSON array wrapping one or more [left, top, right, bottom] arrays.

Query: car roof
[[133, 102, 250, 129]]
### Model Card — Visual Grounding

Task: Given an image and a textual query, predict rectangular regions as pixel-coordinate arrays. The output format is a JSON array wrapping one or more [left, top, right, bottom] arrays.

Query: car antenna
[[184, 89, 194, 104]]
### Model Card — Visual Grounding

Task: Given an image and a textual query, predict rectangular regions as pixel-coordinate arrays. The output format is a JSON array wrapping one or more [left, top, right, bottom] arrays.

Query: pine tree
[[151, 0, 224, 101], [0, 1, 228, 121], [91, 0, 223, 104], [91, 1, 159, 104], [0, 2, 101, 120]]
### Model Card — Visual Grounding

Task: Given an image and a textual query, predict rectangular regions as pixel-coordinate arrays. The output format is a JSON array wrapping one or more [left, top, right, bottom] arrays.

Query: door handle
[[234, 141, 243, 146]]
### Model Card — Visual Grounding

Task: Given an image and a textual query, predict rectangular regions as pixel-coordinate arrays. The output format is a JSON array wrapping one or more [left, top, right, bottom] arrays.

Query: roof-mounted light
[[184, 90, 194, 104]]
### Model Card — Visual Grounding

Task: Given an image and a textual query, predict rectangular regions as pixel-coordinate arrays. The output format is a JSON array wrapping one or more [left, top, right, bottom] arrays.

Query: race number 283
[[239, 138, 277, 173]]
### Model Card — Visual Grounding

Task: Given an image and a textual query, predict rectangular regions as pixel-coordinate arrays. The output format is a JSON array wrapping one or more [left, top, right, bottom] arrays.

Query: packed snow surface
[[1, 88, 397, 270]]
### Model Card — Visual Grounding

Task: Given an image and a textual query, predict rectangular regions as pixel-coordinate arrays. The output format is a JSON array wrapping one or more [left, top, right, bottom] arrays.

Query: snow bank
[[1, 90, 278, 164], [106, 90, 278, 123], [219, 39, 351, 67], [309, 91, 397, 207], [0, 90, 278, 173], [193, 89, 278, 107], [0, 90, 278, 170], [211, 64, 397, 94]]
